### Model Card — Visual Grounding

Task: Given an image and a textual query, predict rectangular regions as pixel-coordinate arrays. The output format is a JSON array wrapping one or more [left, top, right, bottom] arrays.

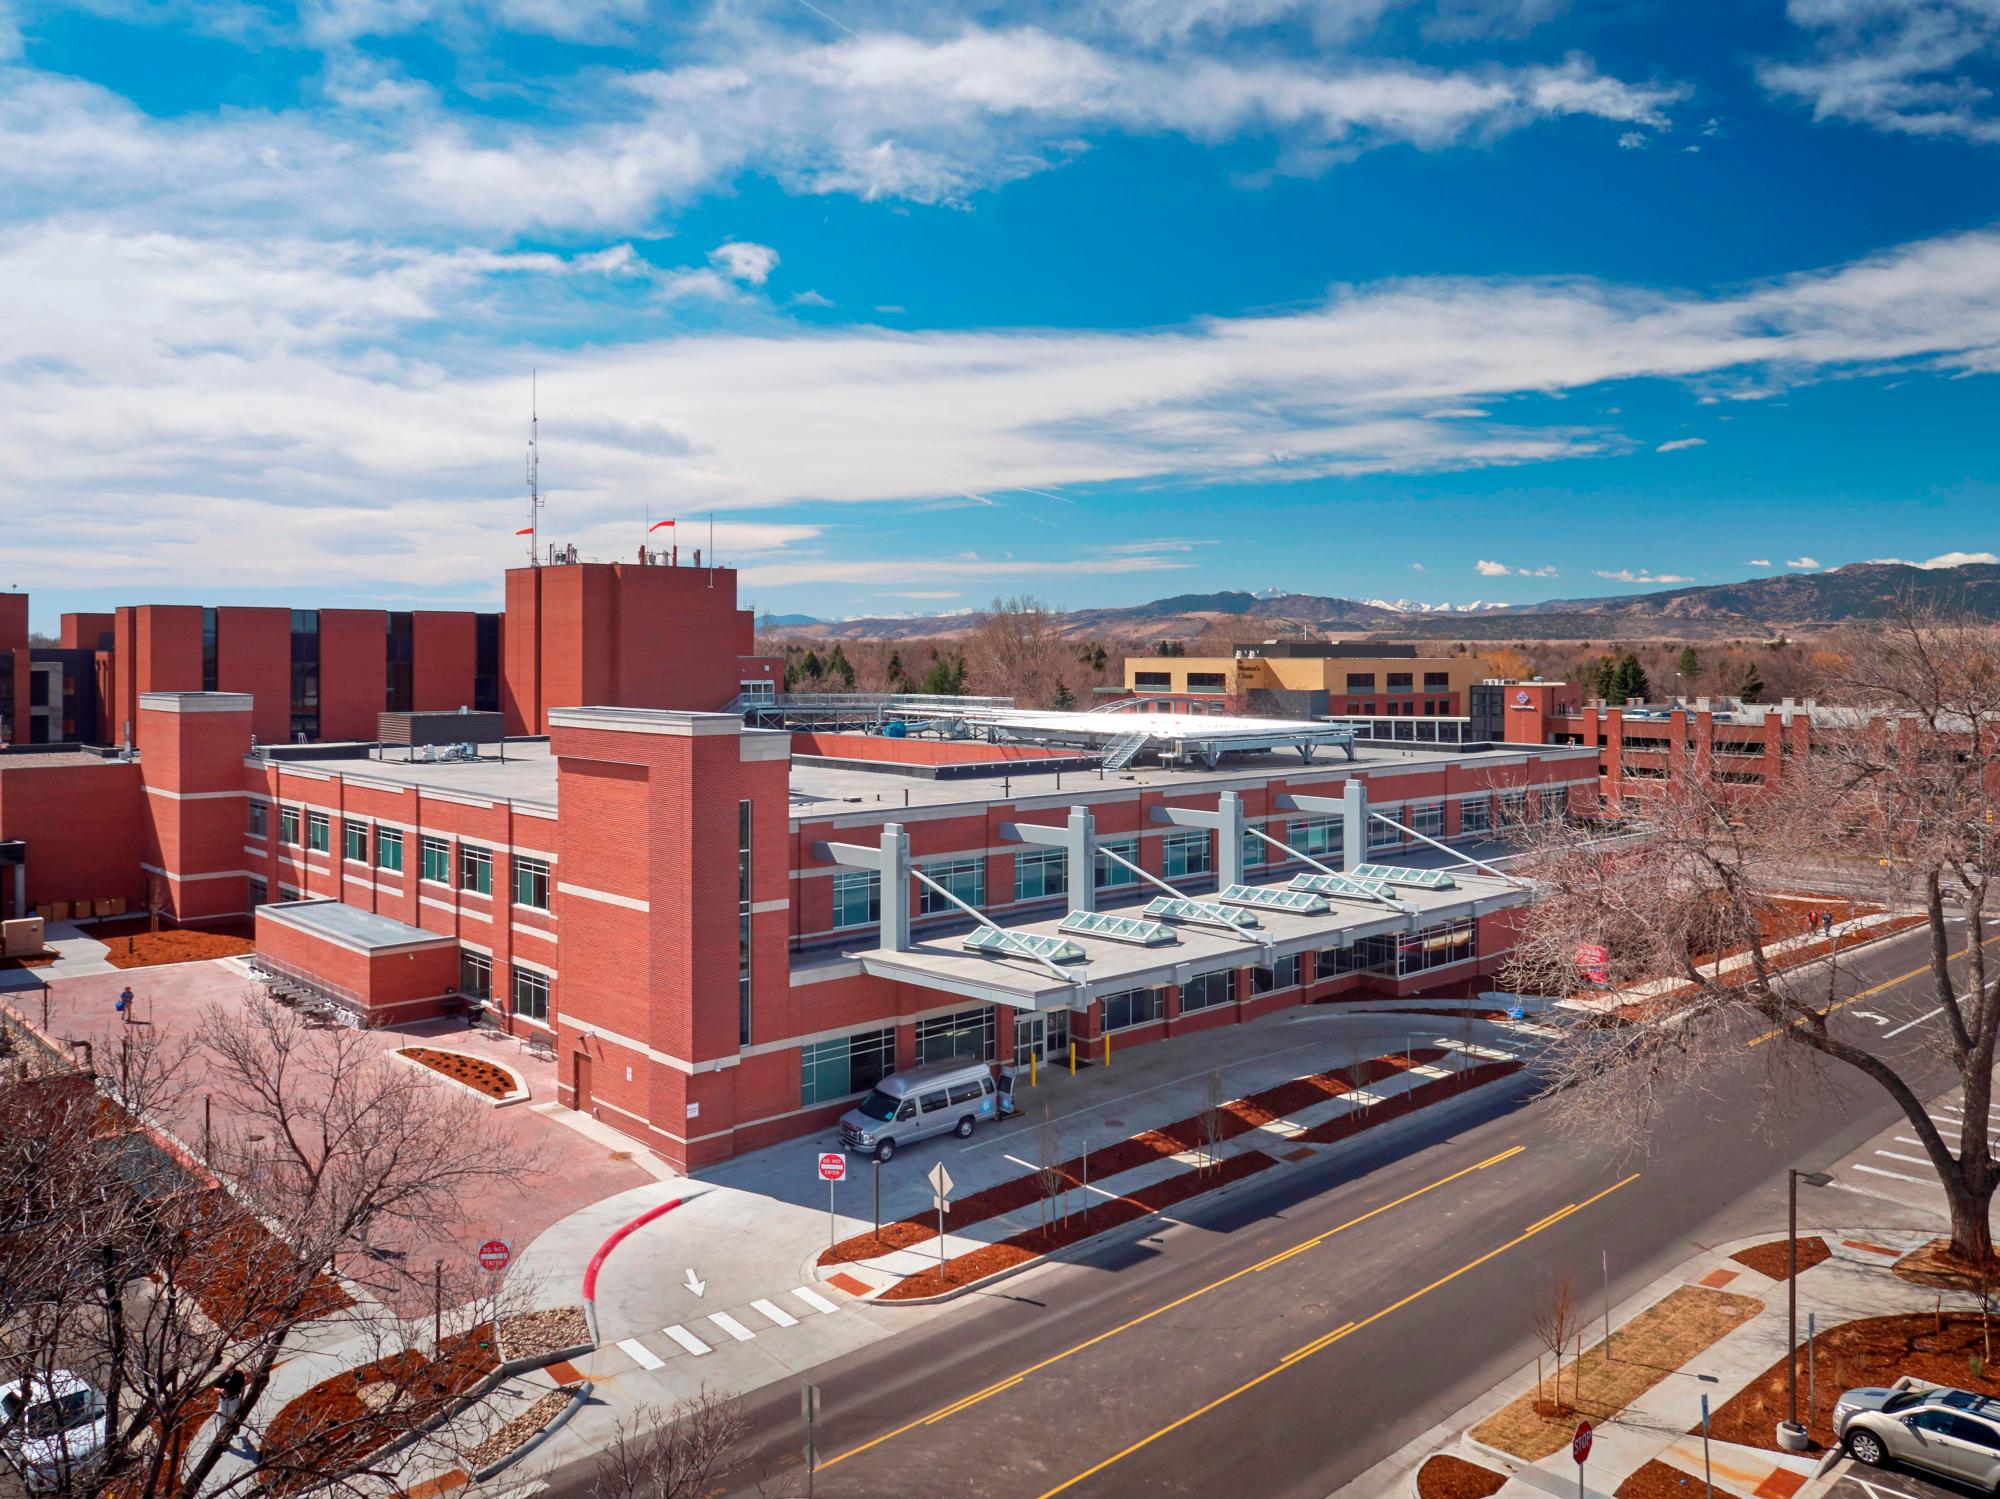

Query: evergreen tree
[[1677, 645, 1700, 680], [1737, 661, 1766, 702], [1611, 653, 1652, 703], [1591, 655, 1619, 701], [1052, 680, 1076, 711], [800, 649, 823, 683], [826, 643, 856, 689], [887, 650, 907, 692], [920, 655, 966, 695]]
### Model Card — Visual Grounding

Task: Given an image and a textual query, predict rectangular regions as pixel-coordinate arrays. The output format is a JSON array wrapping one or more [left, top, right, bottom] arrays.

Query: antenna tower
[[524, 370, 544, 566]]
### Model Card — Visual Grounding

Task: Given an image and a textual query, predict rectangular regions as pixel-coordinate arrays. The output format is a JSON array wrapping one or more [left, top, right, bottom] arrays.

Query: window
[[916, 1007, 995, 1064], [420, 836, 450, 884], [1287, 816, 1340, 861], [1133, 672, 1171, 690], [1187, 672, 1228, 693], [386, 612, 414, 714], [1014, 847, 1067, 902], [511, 967, 550, 1023], [800, 1027, 895, 1105], [1497, 790, 1528, 826], [1368, 814, 1400, 851], [1460, 797, 1492, 835], [514, 855, 551, 910], [1424, 672, 1450, 690], [738, 800, 753, 1048], [1241, 829, 1265, 869], [1252, 954, 1301, 993], [247, 800, 268, 838], [1180, 970, 1236, 1012], [739, 677, 777, 705], [473, 613, 501, 713], [201, 607, 218, 694], [375, 826, 404, 874], [1095, 836, 1140, 889], [1342, 918, 1476, 977], [1315, 948, 1344, 980], [344, 820, 368, 863], [1411, 801, 1445, 838], [948, 1081, 985, 1106], [289, 609, 319, 742], [459, 950, 491, 1000], [247, 877, 266, 908], [831, 870, 880, 930], [1345, 673, 1375, 692], [917, 857, 984, 916], [1386, 672, 1413, 692], [306, 810, 330, 854], [459, 844, 493, 895], [1101, 987, 1164, 1032], [1162, 830, 1211, 879], [280, 806, 300, 845]]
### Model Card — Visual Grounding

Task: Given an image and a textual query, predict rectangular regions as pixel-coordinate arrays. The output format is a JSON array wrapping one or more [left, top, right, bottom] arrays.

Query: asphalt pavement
[[528, 923, 1979, 1499]]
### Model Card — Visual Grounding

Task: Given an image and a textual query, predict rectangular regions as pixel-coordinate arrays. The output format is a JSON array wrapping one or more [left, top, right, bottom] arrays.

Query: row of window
[[456, 950, 549, 1022], [246, 802, 549, 907]]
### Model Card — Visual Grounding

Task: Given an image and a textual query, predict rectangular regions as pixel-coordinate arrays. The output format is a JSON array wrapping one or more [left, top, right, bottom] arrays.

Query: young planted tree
[[1504, 609, 2000, 1264], [1197, 1070, 1228, 1175], [1529, 1273, 1581, 1413], [1035, 1106, 1067, 1233]]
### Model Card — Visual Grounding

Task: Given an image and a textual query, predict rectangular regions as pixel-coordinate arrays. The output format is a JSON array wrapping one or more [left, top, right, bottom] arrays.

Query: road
[[536, 925, 1980, 1499]]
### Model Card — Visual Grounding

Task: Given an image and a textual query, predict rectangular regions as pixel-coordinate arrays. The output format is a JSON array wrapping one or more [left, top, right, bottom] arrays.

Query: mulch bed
[[399, 1048, 520, 1100], [0, 950, 57, 970], [878, 1149, 1279, 1300], [1703, 1311, 2000, 1453], [1416, 1453, 1507, 1498], [1615, 1459, 1705, 1497], [170, 1192, 352, 1337], [258, 1324, 499, 1493], [467, 1385, 578, 1471], [1890, 1235, 2000, 1291], [100, 916, 256, 969], [1731, 1235, 1832, 1281], [820, 1049, 1453, 1265]]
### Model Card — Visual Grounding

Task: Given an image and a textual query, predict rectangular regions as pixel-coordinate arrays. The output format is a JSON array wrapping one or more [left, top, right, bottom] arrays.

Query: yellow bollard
[[1030, 1051, 1037, 1087], [1069, 1040, 1076, 1076], [1103, 1031, 1111, 1068]]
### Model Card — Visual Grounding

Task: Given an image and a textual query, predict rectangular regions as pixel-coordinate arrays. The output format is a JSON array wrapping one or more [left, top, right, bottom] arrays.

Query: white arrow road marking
[[683, 1267, 706, 1297], [661, 1324, 711, 1357], [1853, 1011, 1892, 1026], [750, 1298, 799, 1328], [616, 1338, 665, 1370]]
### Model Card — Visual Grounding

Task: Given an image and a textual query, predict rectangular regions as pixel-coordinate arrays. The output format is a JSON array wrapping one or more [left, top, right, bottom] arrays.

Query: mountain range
[[758, 561, 2000, 643]]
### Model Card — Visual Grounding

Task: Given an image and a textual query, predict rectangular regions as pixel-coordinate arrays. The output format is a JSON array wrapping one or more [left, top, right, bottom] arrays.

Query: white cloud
[[1617, 130, 1649, 148], [1594, 568, 1693, 583], [1409, 560, 1425, 571], [1475, 559, 1513, 576], [1762, 0, 2000, 145], [1786, 556, 1822, 569], [1746, 558, 1772, 567], [1655, 436, 1706, 452], [710, 241, 779, 285], [1865, 550, 2000, 568], [1474, 560, 1557, 577], [736, 551, 1195, 588]]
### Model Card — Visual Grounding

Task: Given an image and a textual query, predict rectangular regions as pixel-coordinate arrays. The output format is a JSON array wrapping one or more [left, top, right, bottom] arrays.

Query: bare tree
[[1197, 1070, 1228, 1175], [1034, 1106, 1066, 1233], [0, 992, 546, 1499], [963, 597, 1070, 708], [1505, 608, 2000, 1265], [1529, 1273, 1581, 1414], [590, 1392, 749, 1499]]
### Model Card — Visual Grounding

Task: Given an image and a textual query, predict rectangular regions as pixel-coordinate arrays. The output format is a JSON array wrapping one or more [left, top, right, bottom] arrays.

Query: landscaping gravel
[[498, 1305, 589, 1363], [468, 1385, 577, 1470]]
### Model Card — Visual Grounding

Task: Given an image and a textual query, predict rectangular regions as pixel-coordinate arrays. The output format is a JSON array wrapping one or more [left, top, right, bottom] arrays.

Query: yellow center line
[[1748, 932, 2000, 1048], [815, 1143, 1527, 1472], [1035, 1170, 1642, 1499]]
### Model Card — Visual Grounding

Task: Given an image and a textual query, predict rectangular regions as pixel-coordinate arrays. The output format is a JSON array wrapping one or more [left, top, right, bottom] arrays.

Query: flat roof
[[0, 750, 129, 770], [258, 899, 454, 953], [262, 742, 561, 809]]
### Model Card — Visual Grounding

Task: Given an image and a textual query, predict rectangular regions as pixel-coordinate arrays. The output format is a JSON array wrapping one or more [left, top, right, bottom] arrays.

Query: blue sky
[[4, 0, 1998, 629]]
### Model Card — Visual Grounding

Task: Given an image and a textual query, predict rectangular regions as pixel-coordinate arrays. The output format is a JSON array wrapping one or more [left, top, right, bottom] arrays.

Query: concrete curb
[[470, 1380, 593, 1484], [581, 1195, 686, 1345], [864, 1063, 1536, 1307]]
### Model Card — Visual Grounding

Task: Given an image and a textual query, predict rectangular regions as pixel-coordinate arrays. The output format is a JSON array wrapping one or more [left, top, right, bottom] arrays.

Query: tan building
[[1123, 641, 1489, 718]]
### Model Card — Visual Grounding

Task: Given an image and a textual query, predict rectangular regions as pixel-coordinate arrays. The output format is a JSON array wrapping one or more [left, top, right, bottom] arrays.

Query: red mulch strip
[[1730, 1236, 1832, 1281], [818, 1050, 1450, 1265], [101, 917, 256, 969], [1292, 1061, 1523, 1145], [1703, 1312, 2000, 1453], [1417, 1454, 1507, 1499], [878, 1149, 1280, 1300], [398, 1048, 517, 1100], [258, 1323, 498, 1493], [1616, 1460, 1705, 1498], [169, 1193, 351, 1336]]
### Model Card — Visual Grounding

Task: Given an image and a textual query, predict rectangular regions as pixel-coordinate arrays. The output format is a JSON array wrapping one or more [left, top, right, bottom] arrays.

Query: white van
[[1, 1371, 107, 1493], [837, 1060, 998, 1162]]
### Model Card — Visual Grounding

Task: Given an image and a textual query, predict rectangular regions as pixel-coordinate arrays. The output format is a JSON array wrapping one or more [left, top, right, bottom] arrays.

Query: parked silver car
[[1836, 1382, 2000, 1490]]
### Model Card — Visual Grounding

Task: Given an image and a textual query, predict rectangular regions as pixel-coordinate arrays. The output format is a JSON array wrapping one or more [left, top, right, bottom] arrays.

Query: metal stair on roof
[[1101, 730, 1150, 770]]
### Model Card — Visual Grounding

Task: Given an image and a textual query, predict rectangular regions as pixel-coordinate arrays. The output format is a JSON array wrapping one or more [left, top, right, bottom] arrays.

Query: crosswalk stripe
[[1853, 1163, 1933, 1186], [751, 1298, 799, 1328], [708, 1311, 756, 1342], [792, 1286, 840, 1315], [616, 1338, 665, 1370], [1875, 1150, 1932, 1167], [661, 1324, 711, 1357]]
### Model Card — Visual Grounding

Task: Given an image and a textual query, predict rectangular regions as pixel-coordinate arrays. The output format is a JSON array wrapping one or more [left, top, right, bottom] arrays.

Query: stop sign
[[1572, 1420, 1592, 1465], [818, 1151, 847, 1182], [476, 1238, 511, 1274]]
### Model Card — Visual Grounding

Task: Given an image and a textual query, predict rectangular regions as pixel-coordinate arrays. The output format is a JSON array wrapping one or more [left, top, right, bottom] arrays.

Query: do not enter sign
[[476, 1239, 511, 1274], [817, 1152, 847, 1183], [1571, 1420, 1592, 1465]]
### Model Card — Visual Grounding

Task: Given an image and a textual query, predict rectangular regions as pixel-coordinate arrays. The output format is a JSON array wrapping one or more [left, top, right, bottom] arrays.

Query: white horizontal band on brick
[[552, 1014, 741, 1076], [548, 706, 743, 737], [556, 882, 648, 912], [144, 786, 249, 802], [514, 923, 557, 944], [139, 863, 251, 884], [748, 898, 789, 915]]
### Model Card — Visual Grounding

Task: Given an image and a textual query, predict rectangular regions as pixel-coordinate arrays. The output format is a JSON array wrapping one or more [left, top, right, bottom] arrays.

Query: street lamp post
[[1781, 1168, 1832, 1449]]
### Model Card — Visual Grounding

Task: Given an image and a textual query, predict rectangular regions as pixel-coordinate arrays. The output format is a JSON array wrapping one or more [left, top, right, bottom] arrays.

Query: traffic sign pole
[[1572, 1421, 1592, 1499]]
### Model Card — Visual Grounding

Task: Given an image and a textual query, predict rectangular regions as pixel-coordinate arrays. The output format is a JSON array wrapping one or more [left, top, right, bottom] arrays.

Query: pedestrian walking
[[1823, 910, 1835, 939], [116, 985, 134, 1023], [217, 1368, 245, 1424]]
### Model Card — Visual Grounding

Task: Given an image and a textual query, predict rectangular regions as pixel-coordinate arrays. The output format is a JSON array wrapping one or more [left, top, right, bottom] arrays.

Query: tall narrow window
[[200, 608, 218, 693], [738, 799, 753, 1047], [473, 613, 501, 712], [386, 612, 414, 714], [289, 610, 320, 742]]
